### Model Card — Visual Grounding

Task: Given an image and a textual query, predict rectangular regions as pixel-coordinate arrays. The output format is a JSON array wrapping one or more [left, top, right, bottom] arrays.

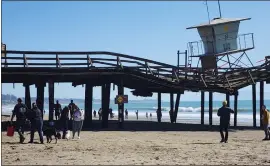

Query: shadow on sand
[[2, 119, 261, 132]]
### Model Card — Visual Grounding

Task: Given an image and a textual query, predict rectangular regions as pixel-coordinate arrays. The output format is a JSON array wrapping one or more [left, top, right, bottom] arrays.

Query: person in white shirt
[[72, 105, 84, 139]]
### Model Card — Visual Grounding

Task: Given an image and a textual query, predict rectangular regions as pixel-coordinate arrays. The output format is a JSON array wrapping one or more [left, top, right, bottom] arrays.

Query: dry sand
[[1, 130, 270, 165]]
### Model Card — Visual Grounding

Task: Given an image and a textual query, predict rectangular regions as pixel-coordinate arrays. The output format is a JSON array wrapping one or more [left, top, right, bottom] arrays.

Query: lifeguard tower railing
[[188, 32, 254, 57]]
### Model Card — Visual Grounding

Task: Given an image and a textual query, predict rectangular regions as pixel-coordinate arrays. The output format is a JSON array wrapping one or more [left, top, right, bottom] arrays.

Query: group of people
[[54, 100, 84, 140], [10, 98, 84, 144], [11, 98, 44, 143], [93, 108, 114, 120], [9, 98, 269, 144]]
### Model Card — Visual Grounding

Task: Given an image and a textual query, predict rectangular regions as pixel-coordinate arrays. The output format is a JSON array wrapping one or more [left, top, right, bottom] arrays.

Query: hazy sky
[[2, 1, 270, 101]]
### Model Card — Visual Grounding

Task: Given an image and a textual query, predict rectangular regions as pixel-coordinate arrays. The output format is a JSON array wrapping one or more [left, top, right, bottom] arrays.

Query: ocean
[[2, 100, 270, 126]]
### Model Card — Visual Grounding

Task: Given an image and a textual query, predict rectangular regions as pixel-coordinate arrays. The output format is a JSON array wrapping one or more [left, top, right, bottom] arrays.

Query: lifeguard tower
[[186, 17, 254, 71]]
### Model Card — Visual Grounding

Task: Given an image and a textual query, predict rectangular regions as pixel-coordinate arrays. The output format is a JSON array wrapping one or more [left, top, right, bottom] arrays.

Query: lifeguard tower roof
[[186, 17, 251, 29]]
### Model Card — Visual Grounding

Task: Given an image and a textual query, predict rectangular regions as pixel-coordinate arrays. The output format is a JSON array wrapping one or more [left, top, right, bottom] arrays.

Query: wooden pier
[[1, 50, 270, 128]]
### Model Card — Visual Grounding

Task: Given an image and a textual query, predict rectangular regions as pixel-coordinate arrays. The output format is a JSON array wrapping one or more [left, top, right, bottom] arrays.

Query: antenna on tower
[[204, 0, 211, 24], [217, 0, 222, 18]]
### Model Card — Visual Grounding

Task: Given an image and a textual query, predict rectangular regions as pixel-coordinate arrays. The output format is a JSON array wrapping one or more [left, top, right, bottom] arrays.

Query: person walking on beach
[[68, 100, 76, 120], [261, 105, 270, 140], [98, 108, 102, 120], [135, 110, 138, 120], [10, 98, 28, 143], [217, 100, 234, 143], [93, 110, 96, 118], [28, 102, 44, 144], [60, 106, 70, 139], [54, 100, 62, 120], [146, 112, 148, 119], [150, 113, 152, 120], [72, 106, 84, 139]]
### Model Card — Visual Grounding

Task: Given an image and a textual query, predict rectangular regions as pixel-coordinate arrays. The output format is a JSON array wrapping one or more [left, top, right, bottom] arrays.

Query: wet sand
[[2, 130, 270, 165]]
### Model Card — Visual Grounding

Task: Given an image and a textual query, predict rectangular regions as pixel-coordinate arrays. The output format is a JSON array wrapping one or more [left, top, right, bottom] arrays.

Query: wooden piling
[[174, 93, 181, 123], [84, 83, 93, 124], [157, 92, 162, 123], [234, 91, 238, 127], [252, 84, 256, 127], [201, 91, 205, 125], [118, 81, 124, 128], [24, 83, 31, 110], [226, 93, 230, 107], [48, 81, 54, 121], [170, 93, 174, 123], [209, 92, 213, 126], [102, 83, 111, 128], [36, 83, 45, 118], [260, 81, 264, 128]]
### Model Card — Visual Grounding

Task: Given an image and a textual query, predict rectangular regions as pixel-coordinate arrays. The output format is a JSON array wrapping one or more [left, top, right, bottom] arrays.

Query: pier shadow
[[1, 119, 261, 132]]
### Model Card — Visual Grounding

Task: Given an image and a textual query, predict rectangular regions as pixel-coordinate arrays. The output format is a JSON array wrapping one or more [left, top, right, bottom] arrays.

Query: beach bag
[[7, 125, 15, 137]]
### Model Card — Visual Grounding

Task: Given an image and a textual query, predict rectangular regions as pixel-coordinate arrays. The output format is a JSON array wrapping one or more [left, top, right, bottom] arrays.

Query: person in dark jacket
[[54, 100, 62, 120], [60, 106, 69, 139], [68, 100, 76, 120], [28, 102, 44, 144], [217, 100, 234, 143], [10, 98, 28, 143]]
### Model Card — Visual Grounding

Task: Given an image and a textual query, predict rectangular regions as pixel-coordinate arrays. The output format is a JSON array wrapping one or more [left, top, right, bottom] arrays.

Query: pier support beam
[[173, 93, 181, 123], [118, 82, 124, 128], [48, 81, 54, 121], [157, 92, 162, 123], [209, 92, 213, 126], [84, 83, 93, 124], [252, 84, 256, 127], [24, 83, 31, 110], [36, 83, 45, 118], [170, 93, 174, 123], [201, 91, 205, 125], [234, 91, 238, 127], [260, 81, 264, 128], [226, 93, 230, 107], [102, 83, 111, 128]]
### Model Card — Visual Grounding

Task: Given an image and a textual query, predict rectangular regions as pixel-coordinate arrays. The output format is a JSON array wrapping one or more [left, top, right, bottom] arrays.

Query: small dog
[[43, 127, 58, 144], [65, 130, 70, 140]]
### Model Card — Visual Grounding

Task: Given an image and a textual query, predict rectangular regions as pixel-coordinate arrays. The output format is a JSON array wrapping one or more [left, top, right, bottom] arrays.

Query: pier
[[1, 49, 269, 128]]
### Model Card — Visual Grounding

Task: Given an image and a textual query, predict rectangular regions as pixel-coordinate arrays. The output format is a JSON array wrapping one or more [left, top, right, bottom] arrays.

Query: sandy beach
[[2, 129, 270, 165]]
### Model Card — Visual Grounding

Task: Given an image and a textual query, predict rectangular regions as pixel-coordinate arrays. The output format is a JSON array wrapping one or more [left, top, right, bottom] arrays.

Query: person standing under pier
[[54, 100, 62, 120], [28, 102, 44, 144], [261, 105, 270, 140], [60, 106, 70, 139], [135, 110, 138, 120], [217, 100, 234, 143], [10, 98, 28, 143], [72, 106, 84, 139], [68, 100, 76, 120], [93, 110, 96, 118], [125, 109, 128, 119]]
